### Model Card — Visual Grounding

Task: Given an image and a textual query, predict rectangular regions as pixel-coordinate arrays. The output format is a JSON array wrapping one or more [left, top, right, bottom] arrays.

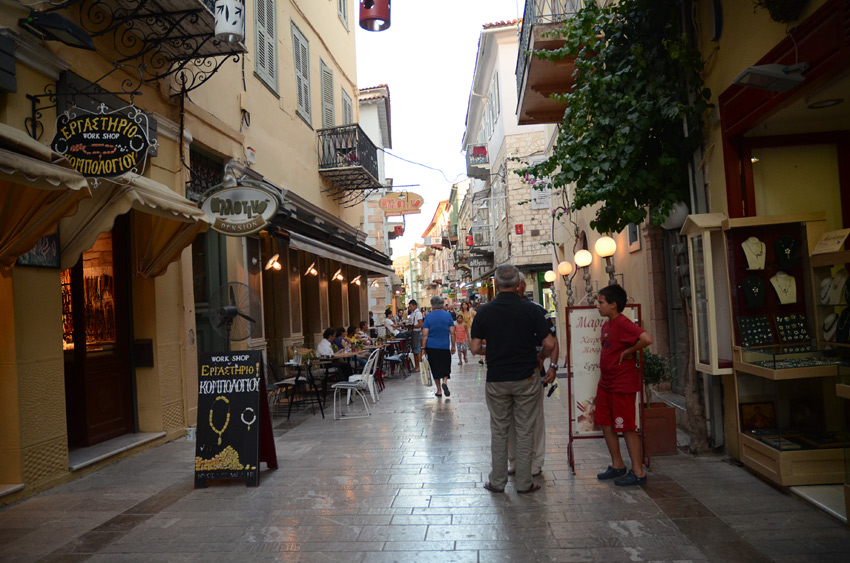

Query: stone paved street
[[1, 360, 849, 562]]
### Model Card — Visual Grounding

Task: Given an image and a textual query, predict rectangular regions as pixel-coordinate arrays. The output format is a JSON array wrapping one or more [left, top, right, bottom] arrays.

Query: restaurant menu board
[[567, 305, 641, 437], [195, 351, 263, 488]]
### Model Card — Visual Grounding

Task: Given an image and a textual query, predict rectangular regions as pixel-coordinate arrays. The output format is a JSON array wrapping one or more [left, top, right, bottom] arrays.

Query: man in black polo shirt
[[470, 264, 557, 494]]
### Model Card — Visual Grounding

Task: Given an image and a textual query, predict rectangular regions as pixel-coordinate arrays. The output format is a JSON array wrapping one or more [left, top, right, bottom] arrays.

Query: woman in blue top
[[422, 295, 456, 397]]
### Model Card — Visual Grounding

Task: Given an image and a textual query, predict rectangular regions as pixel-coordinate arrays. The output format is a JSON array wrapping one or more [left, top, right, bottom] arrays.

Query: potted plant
[[641, 350, 679, 456], [753, 0, 809, 24]]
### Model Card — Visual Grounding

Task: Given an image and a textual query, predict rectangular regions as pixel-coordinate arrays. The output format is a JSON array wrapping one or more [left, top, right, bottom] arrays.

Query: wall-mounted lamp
[[264, 253, 281, 271], [19, 11, 96, 51], [332, 268, 344, 282], [574, 249, 594, 303], [595, 236, 618, 286], [557, 260, 574, 305], [214, 0, 245, 44], [304, 261, 318, 276], [732, 62, 809, 93], [370, 279, 379, 288], [350, 275, 362, 286]]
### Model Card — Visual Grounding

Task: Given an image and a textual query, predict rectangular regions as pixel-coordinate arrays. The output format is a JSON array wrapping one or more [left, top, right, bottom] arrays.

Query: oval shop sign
[[200, 185, 280, 236], [379, 192, 424, 217]]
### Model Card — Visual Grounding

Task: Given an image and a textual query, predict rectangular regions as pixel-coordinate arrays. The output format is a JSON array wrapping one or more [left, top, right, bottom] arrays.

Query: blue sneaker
[[597, 466, 627, 480], [614, 469, 647, 486]]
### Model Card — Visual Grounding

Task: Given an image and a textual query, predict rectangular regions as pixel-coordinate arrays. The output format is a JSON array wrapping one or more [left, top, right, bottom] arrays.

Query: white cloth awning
[[0, 123, 90, 270], [288, 232, 394, 276], [60, 175, 210, 277]]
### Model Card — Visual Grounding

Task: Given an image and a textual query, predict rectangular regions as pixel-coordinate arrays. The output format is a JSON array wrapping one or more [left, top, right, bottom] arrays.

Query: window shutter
[[292, 24, 311, 121], [255, 0, 276, 89], [338, 0, 349, 28], [341, 89, 352, 125], [320, 61, 334, 128]]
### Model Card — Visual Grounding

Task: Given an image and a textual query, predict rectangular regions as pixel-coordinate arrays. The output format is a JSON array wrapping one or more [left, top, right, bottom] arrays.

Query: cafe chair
[[331, 373, 373, 420], [348, 349, 381, 404]]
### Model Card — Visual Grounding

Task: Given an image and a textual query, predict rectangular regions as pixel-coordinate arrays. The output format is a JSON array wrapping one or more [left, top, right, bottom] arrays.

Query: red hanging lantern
[[360, 0, 390, 32]]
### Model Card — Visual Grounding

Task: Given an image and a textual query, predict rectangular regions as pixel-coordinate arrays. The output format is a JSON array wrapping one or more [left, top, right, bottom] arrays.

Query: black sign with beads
[[195, 351, 266, 487]]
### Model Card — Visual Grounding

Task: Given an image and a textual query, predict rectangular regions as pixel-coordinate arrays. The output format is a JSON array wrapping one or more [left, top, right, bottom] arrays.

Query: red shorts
[[594, 387, 637, 432]]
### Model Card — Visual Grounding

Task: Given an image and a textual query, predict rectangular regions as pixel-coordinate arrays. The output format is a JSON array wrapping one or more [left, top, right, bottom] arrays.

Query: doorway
[[62, 216, 134, 447]]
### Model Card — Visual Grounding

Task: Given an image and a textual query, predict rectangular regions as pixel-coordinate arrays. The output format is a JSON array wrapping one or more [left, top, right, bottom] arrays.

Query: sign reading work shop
[[194, 351, 277, 488], [199, 181, 280, 236], [51, 104, 152, 178]]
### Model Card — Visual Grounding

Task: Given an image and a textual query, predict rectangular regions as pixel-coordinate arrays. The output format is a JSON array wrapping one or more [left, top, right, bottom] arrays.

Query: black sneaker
[[614, 469, 647, 486], [597, 466, 627, 480]]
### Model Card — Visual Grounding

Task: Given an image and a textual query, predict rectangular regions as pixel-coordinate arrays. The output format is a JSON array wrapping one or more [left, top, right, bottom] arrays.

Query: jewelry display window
[[736, 369, 849, 455], [809, 249, 850, 347], [723, 215, 823, 351]]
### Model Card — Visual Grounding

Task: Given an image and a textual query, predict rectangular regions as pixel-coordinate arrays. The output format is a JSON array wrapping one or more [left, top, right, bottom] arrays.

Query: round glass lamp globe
[[595, 236, 617, 258], [575, 249, 593, 268], [544, 270, 557, 283], [557, 261, 573, 276]]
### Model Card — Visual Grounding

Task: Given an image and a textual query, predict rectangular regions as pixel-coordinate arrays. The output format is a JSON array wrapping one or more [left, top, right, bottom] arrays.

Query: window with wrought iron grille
[[186, 147, 223, 203]]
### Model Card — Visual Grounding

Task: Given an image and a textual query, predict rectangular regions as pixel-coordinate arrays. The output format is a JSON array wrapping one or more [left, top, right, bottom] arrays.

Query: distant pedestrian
[[470, 265, 556, 494], [369, 311, 377, 338], [407, 300, 424, 373], [454, 314, 469, 366], [594, 284, 652, 486], [422, 295, 456, 398]]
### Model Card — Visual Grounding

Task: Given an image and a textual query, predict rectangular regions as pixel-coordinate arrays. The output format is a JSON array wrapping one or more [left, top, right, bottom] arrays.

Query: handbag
[[420, 356, 433, 386]]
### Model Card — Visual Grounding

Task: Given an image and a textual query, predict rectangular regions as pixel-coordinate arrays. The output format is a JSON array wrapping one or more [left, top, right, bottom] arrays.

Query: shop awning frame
[[288, 231, 394, 277]]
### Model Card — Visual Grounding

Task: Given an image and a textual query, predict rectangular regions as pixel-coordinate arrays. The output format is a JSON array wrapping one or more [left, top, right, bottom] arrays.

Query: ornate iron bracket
[[25, 63, 143, 140]]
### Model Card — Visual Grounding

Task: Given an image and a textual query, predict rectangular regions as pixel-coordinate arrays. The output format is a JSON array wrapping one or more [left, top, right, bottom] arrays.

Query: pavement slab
[[1, 359, 849, 562]]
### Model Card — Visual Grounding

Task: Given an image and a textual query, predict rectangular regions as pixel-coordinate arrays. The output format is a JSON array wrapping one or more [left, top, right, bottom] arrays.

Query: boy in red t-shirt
[[594, 284, 653, 486]]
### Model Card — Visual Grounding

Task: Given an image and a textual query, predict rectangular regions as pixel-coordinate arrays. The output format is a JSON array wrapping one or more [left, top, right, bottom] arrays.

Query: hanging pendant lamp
[[360, 0, 390, 32]]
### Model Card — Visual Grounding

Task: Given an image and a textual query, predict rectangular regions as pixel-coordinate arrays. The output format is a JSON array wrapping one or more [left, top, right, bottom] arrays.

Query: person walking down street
[[470, 265, 556, 495], [422, 296, 456, 398], [594, 284, 653, 487], [507, 273, 558, 477], [407, 299, 424, 373], [454, 314, 469, 366]]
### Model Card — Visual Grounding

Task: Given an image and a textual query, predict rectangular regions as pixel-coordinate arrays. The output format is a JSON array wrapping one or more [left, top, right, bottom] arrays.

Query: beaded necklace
[[209, 395, 231, 445]]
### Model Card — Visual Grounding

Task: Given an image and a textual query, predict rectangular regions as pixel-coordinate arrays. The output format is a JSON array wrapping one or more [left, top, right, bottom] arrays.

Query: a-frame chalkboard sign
[[194, 351, 277, 487]]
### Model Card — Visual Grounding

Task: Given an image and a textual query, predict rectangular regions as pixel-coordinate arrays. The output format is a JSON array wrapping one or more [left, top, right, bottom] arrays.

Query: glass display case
[[724, 214, 850, 486], [681, 213, 733, 375]]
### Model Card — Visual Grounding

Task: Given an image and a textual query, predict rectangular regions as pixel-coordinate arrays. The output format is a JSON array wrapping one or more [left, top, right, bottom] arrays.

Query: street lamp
[[575, 249, 594, 303], [594, 236, 618, 286], [543, 270, 557, 283], [557, 260, 574, 306]]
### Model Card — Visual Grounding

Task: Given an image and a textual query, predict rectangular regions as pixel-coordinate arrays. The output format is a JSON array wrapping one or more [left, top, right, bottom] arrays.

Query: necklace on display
[[742, 237, 766, 269], [209, 395, 231, 445]]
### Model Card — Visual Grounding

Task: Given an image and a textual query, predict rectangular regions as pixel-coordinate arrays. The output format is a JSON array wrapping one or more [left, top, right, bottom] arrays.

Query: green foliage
[[642, 350, 679, 386], [519, 0, 711, 234], [753, 0, 809, 24]]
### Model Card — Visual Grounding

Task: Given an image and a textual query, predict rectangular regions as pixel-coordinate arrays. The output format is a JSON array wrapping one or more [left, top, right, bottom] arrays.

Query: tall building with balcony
[[0, 0, 392, 503], [462, 20, 552, 306]]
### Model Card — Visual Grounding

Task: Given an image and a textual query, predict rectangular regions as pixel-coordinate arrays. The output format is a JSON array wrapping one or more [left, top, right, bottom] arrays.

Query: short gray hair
[[430, 295, 444, 309], [494, 264, 520, 290]]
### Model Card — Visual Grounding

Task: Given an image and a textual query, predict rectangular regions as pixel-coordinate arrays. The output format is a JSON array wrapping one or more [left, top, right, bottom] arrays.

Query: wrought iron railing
[[317, 124, 380, 182], [516, 0, 588, 97]]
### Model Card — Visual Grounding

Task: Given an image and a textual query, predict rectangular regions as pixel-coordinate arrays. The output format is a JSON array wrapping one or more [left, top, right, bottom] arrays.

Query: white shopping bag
[[420, 356, 433, 386]]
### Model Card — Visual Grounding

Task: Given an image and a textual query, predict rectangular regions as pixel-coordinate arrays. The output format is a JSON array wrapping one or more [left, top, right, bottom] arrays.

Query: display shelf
[[839, 384, 850, 400], [738, 432, 847, 486]]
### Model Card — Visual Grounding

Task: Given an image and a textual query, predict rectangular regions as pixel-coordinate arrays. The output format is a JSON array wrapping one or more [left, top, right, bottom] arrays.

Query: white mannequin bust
[[823, 313, 838, 342], [827, 268, 848, 305], [742, 237, 766, 270], [770, 272, 796, 304]]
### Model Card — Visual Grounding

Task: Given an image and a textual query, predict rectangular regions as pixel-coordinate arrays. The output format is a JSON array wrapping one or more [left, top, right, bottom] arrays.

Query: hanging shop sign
[[199, 180, 280, 236], [468, 257, 493, 269], [51, 104, 154, 183], [195, 351, 277, 488], [380, 191, 424, 217]]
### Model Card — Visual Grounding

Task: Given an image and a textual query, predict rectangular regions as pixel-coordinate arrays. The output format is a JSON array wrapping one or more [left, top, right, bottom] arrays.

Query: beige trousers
[[485, 375, 540, 491], [508, 379, 545, 469]]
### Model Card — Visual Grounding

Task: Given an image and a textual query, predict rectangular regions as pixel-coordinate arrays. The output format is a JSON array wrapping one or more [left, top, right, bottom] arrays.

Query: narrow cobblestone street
[[2, 360, 849, 562]]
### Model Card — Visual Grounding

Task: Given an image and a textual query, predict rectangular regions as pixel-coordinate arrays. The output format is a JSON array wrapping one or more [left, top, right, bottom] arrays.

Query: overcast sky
[[355, 0, 523, 260]]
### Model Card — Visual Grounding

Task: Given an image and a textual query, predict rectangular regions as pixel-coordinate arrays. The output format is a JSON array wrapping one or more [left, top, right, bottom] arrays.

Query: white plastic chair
[[348, 349, 381, 404], [331, 375, 372, 420]]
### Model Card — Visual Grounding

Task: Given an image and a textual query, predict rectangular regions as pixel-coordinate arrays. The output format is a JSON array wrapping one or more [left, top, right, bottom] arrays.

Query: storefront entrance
[[62, 217, 134, 447]]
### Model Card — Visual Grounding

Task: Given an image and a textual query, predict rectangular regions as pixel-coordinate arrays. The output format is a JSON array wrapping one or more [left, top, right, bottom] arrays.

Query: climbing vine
[[519, 0, 711, 234]]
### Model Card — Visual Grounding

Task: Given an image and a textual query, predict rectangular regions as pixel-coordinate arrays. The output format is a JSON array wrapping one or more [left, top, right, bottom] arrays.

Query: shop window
[[61, 232, 116, 352]]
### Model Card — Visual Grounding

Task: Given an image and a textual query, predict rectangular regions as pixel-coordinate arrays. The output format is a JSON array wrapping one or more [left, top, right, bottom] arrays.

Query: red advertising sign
[[515, 224, 524, 235], [465, 235, 474, 246], [394, 225, 404, 235], [379, 192, 424, 217]]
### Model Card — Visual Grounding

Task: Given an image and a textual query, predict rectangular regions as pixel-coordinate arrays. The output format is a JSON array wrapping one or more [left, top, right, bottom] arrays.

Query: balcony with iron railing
[[465, 144, 490, 179], [318, 124, 382, 200], [516, 1, 608, 125]]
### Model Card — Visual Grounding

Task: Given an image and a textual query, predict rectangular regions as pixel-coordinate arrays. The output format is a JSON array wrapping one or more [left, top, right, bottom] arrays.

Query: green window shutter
[[292, 23, 311, 121], [320, 60, 334, 129], [255, 0, 277, 90], [338, 0, 349, 29], [341, 89, 352, 125]]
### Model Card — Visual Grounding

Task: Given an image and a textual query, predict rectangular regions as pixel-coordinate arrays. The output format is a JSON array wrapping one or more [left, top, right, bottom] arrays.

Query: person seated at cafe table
[[356, 321, 373, 345], [316, 328, 353, 379], [346, 325, 370, 368], [332, 327, 348, 351]]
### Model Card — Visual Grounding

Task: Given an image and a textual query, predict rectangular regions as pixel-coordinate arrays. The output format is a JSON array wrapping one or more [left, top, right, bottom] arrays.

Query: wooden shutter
[[255, 0, 276, 89], [341, 89, 352, 125], [320, 61, 334, 128], [338, 0, 349, 29], [292, 24, 310, 121]]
